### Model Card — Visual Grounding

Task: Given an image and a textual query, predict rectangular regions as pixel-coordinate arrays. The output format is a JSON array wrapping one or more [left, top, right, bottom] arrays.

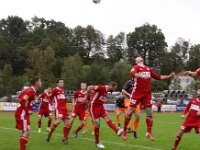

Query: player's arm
[[181, 100, 192, 118], [83, 85, 98, 103], [121, 89, 130, 97], [19, 93, 33, 115], [184, 68, 200, 77], [151, 69, 175, 80], [35, 94, 42, 102], [72, 91, 77, 106], [130, 66, 143, 78], [49, 89, 55, 107]]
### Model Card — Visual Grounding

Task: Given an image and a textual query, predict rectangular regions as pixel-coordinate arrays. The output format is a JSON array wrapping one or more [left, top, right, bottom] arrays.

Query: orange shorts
[[117, 108, 127, 113], [124, 98, 141, 113], [85, 111, 91, 118]]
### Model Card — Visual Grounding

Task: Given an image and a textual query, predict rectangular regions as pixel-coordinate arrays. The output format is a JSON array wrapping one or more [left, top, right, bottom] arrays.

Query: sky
[[1, 0, 200, 47]]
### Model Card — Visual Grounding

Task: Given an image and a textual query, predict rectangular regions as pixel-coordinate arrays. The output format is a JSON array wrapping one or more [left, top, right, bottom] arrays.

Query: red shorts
[[55, 108, 70, 120], [38, 108, 51, 117], [15, 115, 30, 132], [72, 104, 85, 121], [130, 91, 152, 108], [181, 125, 200, 133], [89, 104, 107, 122]]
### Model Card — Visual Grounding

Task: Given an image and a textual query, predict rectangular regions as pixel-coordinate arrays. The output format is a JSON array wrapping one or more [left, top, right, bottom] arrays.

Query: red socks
[[94, 127, 100, 144], [173, 135, 182, 150], [124, 113, 132, 133], [48, 119, 52, 128], [146, 116, 153, 133], [38, 119, 41, 128], [75, 124, 84, 134], [19, 136, 28, 150], [48, 123, 58, 137], [107, 120, 118, 133], [63, 124, 72, 139]]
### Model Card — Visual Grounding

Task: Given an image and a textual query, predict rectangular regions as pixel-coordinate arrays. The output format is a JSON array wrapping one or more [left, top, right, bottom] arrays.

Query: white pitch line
[[0, 126, 162, 150]]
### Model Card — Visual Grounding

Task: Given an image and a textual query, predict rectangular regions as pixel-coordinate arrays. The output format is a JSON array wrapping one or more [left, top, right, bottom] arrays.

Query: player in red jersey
[[184, 68, 200, 77], [15, 76, 42, 150], [63, 83, 87, 139], [172, 89, 200, 150], [118, 56, 175, 141], [47, 79, 70, 144], [37, 87, 53, 133], [83, 82, 121, 149]]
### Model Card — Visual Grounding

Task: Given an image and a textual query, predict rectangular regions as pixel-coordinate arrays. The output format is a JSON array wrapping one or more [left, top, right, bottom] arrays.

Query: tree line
[[0, 16, 200, 97]]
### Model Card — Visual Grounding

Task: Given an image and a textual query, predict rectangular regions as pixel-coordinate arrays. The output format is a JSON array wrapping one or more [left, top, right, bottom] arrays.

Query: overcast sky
[[1, 0, 200, 47]]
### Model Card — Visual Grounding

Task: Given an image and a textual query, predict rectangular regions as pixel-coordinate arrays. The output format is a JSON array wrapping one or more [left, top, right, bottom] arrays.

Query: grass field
[[0, 112, 199, 150]]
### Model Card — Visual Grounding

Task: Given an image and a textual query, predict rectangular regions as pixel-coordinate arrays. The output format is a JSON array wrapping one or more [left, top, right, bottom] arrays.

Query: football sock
[[63, 124, 72, 139], [124, 113, 132, 133], [107, 120, 118, 133], [94, 127, 100, 144], [146, 116, 153, 134], [48, 123, 58, 137], [19, 136, 28, 150], [132, 119, 139, 132]]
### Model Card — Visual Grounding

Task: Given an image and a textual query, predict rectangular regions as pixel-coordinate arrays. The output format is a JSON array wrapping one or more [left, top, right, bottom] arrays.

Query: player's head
[[135, 56, 144, 65], [80, 83, 87, 91], [47, 87, 52, 93], [196, 89, 200, 97], [57, 79, 64, 88], [30, 76, 42, 88], [109, 82, 118, 92]]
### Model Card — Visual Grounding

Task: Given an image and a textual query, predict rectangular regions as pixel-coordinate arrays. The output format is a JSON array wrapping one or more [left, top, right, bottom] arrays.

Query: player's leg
[[74, 112, 86, 137], [172, 128, 185, 150], [103, 114, 119, 134], [47, 109, 62, 142], [132, 104, 141, 138], [143, 92, 154, 141], [20, 118, 30, 150], [83, 113, 89, 134], [62, 117, 71, 144], [47, 115, 52, 132], [38, 115, 42, 133], [116, 109, 122, 128]]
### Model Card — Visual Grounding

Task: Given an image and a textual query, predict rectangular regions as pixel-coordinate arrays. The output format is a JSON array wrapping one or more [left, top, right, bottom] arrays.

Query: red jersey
[[74, 90, 86, 106], [90, 85, 107, 105], [183, 98, 200, 126], [50, 87, 67, 110], [130, 65, 161, 93], [196, 68, 200, 76], [15, 87, 36, 117], [38, 92, 51, 110]]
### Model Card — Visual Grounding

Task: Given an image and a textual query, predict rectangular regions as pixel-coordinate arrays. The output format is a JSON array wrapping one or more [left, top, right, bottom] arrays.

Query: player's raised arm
[[181, 99, 192, 118], [83, 85, 98, 103], [184, 68, 200, 77], [151, 69, 175, 80]]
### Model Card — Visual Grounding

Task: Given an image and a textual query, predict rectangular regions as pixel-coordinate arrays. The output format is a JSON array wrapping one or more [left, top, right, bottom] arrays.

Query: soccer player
[[47, 79, 70, 144], [122, 79, 141, 138], [15, 76, 42, 150], [83, 82, 121, 149], [118, 56, 175, 141], [63, 83, 87, 139], [37, 87, 53, 133], [171, 89, 200, 150], [184, 68, 200, 77], [83, 109, 95, 134]]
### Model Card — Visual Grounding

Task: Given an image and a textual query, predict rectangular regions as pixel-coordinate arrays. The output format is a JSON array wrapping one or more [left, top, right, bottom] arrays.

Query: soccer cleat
[[96, 143, 105, 149], [62, 139, 68, 145], [38, 128, 41, 133], [171, 148, 175, 150], [46, 136, 51, 142], [117, 128, 123, 136], [82, 130, 88, 134], [74, 132, 78, 138], [46, 127, 50, 132], [127, 128, 131, 133], [146, 132, 154, 141], [122, 132, 128, 141], [133, 131, 138, 139]]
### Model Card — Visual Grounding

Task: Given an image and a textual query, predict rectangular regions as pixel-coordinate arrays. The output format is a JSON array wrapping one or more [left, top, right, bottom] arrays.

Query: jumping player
[[122, 79, 141, 138], [172, 89, 200, 150], [47, 79, 70, 144], [184, 68, 200, 77], [37, 87, 53, 133], [63, 83, 87, 139], [83, 82, 121, 149], [118, 56, 175, 141], [15, 76, 42, 150]]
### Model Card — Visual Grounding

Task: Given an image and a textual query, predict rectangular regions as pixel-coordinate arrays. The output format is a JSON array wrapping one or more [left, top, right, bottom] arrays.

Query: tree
[[170, 77, 182, 90], [61, 55, 83, 90], [107, 32, 126, 62], [110, 61, 132, 89], [127, 23, 167, 66], [1, 64, 12, 95], [188, 44, 200, 71]]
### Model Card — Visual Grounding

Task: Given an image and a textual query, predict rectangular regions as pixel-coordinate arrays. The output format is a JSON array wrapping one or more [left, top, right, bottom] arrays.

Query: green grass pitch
[[0, 112, 199, 150]]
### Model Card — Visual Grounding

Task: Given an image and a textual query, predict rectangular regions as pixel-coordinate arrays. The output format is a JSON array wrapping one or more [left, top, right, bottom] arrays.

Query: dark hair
[[110, 81, 118, 87], [30, 76, 40, 85], [57, 78, 64, 83]]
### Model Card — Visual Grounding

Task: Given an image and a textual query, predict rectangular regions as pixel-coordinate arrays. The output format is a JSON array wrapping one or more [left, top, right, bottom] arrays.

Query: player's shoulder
[[25, 87, 36, 95]]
